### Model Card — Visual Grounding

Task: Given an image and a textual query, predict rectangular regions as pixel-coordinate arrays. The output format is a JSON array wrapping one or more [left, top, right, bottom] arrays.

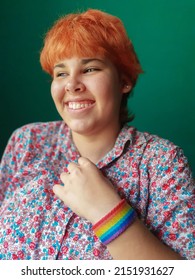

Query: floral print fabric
[[0, 121, 194, 259]]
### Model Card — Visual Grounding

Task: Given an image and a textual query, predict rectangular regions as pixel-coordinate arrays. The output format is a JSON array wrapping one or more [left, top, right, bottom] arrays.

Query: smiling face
[[51, 57, 130, 137]]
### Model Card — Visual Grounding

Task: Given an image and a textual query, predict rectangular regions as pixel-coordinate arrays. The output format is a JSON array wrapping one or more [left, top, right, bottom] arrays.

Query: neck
[[72, 125, 121, 164]]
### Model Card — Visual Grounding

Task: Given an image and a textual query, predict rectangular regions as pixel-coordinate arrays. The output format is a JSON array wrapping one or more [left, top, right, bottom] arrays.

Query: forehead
[[50, 42, 108, 70]]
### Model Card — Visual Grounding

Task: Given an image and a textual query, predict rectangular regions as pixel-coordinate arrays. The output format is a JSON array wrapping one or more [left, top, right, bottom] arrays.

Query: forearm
[[106, 218, 182, 260], [53, 157, 185, 260]]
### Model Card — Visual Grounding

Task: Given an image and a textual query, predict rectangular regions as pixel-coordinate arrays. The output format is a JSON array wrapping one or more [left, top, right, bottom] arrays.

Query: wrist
[[92, 199, 137, 246], [90, 196, 122, 224]]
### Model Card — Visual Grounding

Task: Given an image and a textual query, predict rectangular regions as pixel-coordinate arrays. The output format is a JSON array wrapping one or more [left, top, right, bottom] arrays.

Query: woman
[[0, 9, 194, 260]]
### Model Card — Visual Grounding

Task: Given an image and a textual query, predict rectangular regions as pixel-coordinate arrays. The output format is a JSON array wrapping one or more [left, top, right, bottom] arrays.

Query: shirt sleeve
[[146, 144, 195, 259], [0, 129, 21, 207]]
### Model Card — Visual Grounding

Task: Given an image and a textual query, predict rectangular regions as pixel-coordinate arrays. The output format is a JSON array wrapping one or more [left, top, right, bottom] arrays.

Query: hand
[[53, 157, 121, 224]]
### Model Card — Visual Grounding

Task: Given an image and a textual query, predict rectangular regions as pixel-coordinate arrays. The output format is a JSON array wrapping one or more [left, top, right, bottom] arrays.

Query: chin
[[66, 120, 96, 135]]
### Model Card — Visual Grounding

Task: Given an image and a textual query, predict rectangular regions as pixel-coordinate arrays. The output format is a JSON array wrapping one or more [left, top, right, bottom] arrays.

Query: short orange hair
[[40, 9, 143, 123]]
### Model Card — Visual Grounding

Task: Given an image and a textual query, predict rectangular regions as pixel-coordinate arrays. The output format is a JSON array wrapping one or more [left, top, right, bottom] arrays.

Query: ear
[[121, 76, 132, 94], [122, 83, 132, 94]]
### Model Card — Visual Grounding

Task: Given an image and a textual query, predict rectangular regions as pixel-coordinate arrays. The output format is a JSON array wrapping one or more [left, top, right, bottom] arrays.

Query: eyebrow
[[53, 58, 104, 69]]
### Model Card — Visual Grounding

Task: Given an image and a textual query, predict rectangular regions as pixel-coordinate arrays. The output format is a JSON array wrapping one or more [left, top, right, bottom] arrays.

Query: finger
[[78, 157, 93, 167], [67, 162, 79, 173], [78, 157, 98, 173], [60, 172, 69, 183], [53, 184, 66, 202]]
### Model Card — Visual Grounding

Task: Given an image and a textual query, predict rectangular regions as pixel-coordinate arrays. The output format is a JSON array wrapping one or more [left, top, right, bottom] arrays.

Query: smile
[[66, 101, 95, 110]]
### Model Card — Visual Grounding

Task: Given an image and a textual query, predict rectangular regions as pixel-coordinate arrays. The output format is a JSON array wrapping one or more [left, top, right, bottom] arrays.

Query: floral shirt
[[0, 121, 194, 260]]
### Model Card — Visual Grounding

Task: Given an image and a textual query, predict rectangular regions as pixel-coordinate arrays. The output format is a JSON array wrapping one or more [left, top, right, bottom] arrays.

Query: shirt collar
[[60, 122, 147, 168], [96, 124, 135, 169]]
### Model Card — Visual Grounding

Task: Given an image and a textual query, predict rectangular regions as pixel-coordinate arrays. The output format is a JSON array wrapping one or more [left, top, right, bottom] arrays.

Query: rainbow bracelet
[[92, 199, 137, 245]]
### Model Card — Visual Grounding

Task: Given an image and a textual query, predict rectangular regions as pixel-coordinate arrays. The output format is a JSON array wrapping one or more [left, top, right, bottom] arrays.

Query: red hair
[[40, 9, 143, 123]]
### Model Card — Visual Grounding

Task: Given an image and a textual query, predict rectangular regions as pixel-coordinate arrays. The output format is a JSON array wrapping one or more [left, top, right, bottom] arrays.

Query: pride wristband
[[92, 199, 137, 245]]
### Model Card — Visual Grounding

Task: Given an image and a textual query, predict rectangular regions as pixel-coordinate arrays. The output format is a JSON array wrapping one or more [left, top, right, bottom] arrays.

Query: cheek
[[97, 77, 122, 103], [51, 81, 64, 102]]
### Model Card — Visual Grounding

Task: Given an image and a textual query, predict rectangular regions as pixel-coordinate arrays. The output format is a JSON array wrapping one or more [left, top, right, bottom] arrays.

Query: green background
[[1, 0, 195, 175]]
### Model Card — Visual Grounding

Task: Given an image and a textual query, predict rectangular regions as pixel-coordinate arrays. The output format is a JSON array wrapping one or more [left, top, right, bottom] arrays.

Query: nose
[[65, 77, 85, 93]]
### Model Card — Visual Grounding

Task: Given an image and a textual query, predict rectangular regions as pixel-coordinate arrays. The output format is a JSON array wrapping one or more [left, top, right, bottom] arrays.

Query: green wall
[[1, 0, 195, 175]]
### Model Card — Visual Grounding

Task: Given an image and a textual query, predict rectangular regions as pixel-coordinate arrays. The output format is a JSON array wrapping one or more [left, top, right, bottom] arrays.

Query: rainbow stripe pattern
[[92, 199, 136, 245]]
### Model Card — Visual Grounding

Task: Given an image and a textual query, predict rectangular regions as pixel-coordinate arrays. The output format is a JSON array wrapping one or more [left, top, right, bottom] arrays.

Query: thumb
[[78, 157, 95, 167], [53, 184, 66, 202]]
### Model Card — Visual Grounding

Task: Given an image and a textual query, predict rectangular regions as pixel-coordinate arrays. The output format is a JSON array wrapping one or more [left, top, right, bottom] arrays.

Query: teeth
[[68, 102, 93, 110]]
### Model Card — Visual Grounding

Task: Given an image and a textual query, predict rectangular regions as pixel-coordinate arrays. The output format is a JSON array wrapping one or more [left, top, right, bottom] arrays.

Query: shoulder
[[13, 120, 66, 136], [132, 128, 193, 185], [123, 125, 189, 171], [128, 126, 183, 157], [6, 121, 68, 152], [144, 132, 180, 157], [10, 120, 66, 141]]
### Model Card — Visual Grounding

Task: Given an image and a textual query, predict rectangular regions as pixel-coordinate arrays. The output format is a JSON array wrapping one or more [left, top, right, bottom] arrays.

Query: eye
[[84, 67, 100, 74], [54, 72, 68, 78], [57, 72, 68, 77]]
